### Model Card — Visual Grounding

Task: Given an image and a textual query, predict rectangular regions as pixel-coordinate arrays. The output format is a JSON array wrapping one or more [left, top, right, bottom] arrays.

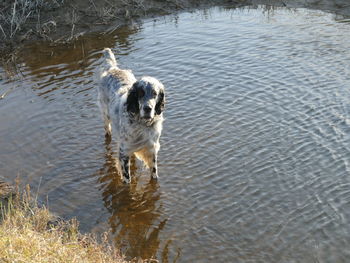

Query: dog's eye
[[152, 90, 157, 97], [137, 89, 145, 98]]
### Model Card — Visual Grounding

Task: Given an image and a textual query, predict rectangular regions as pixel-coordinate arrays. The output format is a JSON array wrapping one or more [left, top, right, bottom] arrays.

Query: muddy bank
[[0, 0, 236, 49], [247, 0, 350, 17], [0, 178, 15, 210], [1, 0, 350, 53], [0, 178, 14, 198], [0, 185, 127, 263]]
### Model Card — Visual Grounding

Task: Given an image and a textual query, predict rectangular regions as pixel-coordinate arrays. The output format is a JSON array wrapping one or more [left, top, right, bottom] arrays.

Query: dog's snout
[[143, 105, 152, 113]]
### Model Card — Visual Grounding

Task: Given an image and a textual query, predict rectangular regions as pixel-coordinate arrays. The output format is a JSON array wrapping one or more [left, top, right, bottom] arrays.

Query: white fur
[[97, 48, 165, 183]]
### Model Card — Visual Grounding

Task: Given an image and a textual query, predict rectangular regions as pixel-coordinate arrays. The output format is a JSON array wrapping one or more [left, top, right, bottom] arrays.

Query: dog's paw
[[151, 168, 159, 180], [122, 175, 131, 184]]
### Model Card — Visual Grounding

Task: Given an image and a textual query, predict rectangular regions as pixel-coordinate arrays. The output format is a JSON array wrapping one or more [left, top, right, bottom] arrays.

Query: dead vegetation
[[0, 184, 127, 263], [0, 0, 233, 48], [0, 0, 62, 42], [1, 0, 350, 49]]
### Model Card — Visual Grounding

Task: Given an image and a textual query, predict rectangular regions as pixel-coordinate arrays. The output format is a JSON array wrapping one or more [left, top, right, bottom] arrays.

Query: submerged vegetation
[[0, 184, 126, 263]]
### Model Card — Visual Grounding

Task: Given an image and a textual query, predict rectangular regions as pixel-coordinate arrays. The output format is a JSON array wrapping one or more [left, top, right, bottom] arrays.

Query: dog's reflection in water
[[96, 136, 169, 261]]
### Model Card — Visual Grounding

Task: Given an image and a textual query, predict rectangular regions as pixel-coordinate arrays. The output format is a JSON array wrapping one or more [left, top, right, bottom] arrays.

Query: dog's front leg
[[151, 153, 158, 179], [150, 141, 161, 179], [119, 149, 131, 183]]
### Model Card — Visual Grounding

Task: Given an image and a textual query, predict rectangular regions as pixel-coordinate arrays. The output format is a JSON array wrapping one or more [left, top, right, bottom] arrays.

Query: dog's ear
[[155, 89, 165, 115], [127, 82, 139, 115]]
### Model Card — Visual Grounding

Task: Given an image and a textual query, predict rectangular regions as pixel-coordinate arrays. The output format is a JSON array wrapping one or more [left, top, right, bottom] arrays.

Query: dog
[[97, 48, 165, 183]]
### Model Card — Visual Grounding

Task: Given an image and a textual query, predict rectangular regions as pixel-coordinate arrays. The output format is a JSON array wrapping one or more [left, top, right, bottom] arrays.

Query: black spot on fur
[[137, 88, 145, 98], [155, 90, 165, 115], [127, 82, 140, 115], [120, 151, 130, 181], [124, 172, 130, 180]]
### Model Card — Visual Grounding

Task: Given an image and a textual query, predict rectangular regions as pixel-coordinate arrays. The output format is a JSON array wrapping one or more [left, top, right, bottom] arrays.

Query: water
[[1, 4, 350, 262]]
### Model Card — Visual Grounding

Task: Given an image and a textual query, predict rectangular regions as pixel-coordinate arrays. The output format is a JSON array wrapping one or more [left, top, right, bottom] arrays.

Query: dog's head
[[126, 76, 165, 124]]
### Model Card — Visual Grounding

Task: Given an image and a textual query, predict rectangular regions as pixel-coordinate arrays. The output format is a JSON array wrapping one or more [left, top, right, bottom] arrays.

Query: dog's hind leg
[[103, 114, 112, 138], [98, 92, 112, 137]]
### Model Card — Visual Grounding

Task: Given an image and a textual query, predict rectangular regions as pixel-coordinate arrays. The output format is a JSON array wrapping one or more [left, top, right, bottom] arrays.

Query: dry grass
[[0, 185, 127, 263], [1, 0, 41, 39], [0, 0, 63, 42], [0, 0, 190, 43]]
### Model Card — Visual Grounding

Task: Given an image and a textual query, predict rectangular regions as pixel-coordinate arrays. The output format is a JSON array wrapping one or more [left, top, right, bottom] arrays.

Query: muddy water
[[1, 4, 350, 262]]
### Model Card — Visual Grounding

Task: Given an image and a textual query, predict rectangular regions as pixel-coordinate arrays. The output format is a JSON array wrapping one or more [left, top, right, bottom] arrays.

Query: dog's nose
[[143, 106, 152, 113]]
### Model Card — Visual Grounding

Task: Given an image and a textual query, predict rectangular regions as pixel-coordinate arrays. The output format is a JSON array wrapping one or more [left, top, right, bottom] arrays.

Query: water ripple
[[1, 4, 350, 263]]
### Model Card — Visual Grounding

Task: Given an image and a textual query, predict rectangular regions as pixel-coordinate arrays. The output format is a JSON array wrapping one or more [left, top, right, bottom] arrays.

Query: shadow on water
[[95, 136, 172, 261]]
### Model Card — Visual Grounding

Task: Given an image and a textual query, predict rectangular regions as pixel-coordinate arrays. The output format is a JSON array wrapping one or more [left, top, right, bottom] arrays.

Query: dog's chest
[[124, 123, 155, 148]]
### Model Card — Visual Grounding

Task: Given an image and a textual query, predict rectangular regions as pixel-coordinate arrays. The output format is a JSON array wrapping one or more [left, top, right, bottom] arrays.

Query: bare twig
[[0, 87, 15, 99], [0, 24, 6, 38], [1, 0, 61, 40], [10, 0, 17, 37]]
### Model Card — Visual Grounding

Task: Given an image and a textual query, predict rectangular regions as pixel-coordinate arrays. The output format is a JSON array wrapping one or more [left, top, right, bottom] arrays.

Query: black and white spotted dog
[[97, 48, 165, 183]]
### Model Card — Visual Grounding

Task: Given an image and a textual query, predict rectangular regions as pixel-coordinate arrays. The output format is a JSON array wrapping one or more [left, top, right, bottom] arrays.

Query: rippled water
[[1, 4, 350, 262]]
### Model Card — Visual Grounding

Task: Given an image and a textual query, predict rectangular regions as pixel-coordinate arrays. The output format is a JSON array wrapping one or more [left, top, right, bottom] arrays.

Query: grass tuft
[[0, 185, 127, 263]]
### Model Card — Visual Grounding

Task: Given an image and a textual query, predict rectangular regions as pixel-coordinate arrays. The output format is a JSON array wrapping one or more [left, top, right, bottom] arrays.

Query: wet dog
[[97, 48, 165, 183]]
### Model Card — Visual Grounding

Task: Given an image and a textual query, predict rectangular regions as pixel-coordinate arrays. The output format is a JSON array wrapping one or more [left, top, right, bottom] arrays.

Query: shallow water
[[1, 4, 350, 262]]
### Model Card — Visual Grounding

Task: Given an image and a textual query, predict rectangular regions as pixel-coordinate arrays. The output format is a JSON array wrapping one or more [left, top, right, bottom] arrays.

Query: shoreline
[[0, 182, 127, 263], [0, 0, 350, 262], [0, 0, 235, 51], [1, 0, 350, 54]]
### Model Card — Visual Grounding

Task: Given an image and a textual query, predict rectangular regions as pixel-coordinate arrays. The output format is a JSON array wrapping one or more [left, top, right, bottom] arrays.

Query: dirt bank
[[248, 0, 350, 16], [0, 178, 15, 205], [0, 0, 239, 49], [0, 185, 127, 263], [1, 0, 349, 52]]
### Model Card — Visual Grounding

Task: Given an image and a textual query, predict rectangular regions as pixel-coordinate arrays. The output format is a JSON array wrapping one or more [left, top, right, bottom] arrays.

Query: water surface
[[1, 4, 350, 262]]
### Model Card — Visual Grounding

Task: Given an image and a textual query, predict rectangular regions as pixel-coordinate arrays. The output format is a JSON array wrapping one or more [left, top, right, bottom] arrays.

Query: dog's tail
[[97, 48, 118, 82], [103, 48, 117, 68]]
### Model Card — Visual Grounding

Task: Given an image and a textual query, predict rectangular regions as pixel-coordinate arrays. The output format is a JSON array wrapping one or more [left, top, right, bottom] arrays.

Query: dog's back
[[98, 48, 136, 136]]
